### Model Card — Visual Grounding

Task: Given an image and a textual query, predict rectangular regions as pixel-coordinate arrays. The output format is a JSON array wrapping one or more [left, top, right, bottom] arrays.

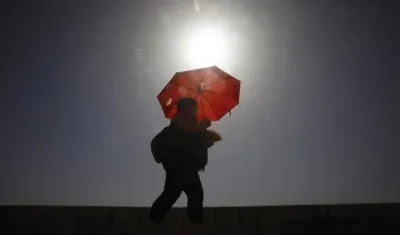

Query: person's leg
[[149, 172, 183, 224], [183, 171, 204, 223]]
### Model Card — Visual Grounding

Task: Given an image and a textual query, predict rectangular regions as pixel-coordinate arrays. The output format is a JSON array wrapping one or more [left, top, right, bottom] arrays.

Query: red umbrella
[[157, 66, 241, 121]]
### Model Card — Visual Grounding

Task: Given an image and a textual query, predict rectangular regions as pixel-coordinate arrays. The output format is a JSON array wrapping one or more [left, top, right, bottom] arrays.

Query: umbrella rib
[[200, 98, 206, 120], [200, 92, 218, 120], [186, 75, 198, 90], [201, 68, 209, 86], [202, 79, 225, 89], [201, 89, 239, 102], [202, 74, 240, 90]]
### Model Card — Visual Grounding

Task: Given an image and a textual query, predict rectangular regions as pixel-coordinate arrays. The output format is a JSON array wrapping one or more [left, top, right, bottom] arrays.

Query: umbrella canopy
[[157, 66, 241, 121]]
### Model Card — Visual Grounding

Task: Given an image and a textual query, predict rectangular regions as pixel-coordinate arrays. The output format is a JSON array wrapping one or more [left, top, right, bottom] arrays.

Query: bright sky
[[0, 1, 398, 207]]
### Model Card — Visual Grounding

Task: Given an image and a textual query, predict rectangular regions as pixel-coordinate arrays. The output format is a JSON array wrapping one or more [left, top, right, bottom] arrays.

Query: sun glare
[[184, 26, 228, 68]]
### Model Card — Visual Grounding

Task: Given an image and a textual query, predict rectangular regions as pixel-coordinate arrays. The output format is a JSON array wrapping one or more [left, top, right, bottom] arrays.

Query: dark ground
[[1, 203, 399, 234]]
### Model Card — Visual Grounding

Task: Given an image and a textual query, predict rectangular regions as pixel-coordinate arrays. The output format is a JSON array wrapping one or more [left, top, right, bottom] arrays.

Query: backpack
[[150, 126, 173, 163], [150, 123, 212, 168]]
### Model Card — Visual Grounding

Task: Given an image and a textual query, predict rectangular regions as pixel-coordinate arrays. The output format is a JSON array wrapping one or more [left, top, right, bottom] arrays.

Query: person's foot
[[148, 213, 163, 225]]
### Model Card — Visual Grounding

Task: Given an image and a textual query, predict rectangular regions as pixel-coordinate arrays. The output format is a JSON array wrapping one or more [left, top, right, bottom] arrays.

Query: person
[[149, 97, 214, 224]]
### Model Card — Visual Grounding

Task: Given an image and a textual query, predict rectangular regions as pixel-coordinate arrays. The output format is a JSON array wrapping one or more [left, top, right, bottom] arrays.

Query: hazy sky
[[1, 0, 399, 207]]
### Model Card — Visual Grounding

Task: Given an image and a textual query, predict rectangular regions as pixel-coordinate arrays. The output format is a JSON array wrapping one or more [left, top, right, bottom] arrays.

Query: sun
[[184, 26, 228, 68]]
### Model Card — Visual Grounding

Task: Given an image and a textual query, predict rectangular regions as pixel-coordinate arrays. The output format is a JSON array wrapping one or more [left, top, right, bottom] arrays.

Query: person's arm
[[206, 130, 222, 142]]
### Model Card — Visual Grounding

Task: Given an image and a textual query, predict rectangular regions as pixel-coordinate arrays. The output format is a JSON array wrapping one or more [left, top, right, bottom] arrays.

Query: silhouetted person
[[149, 98, 213, 224]]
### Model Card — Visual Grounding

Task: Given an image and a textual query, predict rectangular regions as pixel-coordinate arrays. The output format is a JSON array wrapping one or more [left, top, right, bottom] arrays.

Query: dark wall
[[1, 204, 399, 235]]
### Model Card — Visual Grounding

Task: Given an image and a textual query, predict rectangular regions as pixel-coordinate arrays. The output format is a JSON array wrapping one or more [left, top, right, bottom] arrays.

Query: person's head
[[177, 97, 197, 116]]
